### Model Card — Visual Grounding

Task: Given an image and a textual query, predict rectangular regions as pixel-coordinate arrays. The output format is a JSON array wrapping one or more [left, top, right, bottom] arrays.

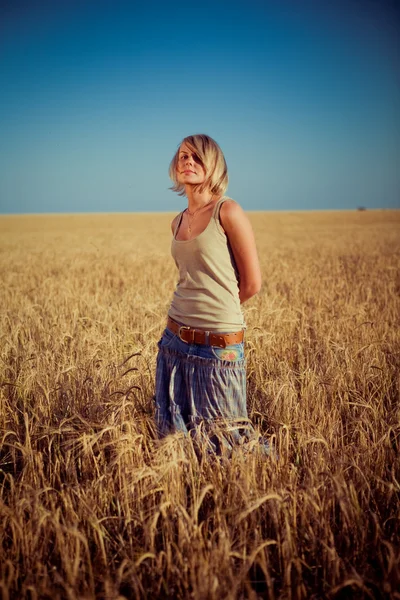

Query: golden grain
[[0, 210, 399, 599]]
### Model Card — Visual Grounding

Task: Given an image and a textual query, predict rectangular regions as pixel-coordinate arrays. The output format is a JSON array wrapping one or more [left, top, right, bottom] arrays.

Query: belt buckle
[[178, 325, 191, 343]]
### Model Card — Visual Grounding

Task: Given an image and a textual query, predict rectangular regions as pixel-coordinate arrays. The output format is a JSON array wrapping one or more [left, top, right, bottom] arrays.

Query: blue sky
[[0, 0, 399, 214]]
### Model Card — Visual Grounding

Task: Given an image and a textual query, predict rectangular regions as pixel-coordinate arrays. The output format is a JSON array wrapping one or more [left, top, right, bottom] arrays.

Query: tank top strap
[[173, 211, 185, 238], [211, 196, 227, 221]]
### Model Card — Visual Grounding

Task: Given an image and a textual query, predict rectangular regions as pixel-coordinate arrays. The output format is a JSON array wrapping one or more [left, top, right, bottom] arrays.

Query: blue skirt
[[154, 327, 260, 455]]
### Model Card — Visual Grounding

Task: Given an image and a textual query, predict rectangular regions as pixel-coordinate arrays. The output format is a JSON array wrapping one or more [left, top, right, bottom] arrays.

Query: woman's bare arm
[[219, 200, 262, 304]]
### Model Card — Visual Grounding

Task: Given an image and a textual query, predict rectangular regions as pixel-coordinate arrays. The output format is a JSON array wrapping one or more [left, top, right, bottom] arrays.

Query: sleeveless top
[[168, 197, 245, 332]]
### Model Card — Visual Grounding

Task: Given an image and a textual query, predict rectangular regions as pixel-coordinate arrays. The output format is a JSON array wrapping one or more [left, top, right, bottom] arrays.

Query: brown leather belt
[[167, 317, 244, 349]]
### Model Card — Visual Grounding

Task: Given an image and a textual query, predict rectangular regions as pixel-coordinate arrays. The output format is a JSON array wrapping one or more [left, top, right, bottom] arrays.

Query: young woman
[[155, 134, 267, 455]]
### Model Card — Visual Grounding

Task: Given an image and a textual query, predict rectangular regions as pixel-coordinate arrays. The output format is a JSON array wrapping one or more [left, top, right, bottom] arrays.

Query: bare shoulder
[[170, 212, 182, 235], [219, 198, 249, 229]]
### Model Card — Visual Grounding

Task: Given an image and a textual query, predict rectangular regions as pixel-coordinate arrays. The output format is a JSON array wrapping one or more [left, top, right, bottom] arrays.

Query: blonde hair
[[169, 134, 228, 196]]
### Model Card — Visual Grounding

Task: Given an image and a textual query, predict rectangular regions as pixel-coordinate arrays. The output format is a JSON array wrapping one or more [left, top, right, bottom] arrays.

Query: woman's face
[[176, 143, 206, 186]]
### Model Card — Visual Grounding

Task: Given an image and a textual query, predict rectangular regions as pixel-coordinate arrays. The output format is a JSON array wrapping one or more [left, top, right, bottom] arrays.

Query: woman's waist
[[168, 302, 244, 333], [166, 316, 245, 347]]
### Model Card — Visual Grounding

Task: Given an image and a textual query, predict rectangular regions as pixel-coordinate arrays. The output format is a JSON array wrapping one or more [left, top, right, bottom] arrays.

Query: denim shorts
[[154, 326, 259, 455]]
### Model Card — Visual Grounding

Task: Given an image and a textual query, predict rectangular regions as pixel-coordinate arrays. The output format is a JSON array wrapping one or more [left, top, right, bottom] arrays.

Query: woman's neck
[[185, 186, 215, 213]]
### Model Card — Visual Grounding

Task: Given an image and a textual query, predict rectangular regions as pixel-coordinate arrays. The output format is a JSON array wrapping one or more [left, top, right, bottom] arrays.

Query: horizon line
[[1, 207, 398, 218]]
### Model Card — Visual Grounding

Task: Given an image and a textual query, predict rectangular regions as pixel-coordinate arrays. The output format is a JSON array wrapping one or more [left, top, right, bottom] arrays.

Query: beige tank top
[[168, 197, 245, 332]]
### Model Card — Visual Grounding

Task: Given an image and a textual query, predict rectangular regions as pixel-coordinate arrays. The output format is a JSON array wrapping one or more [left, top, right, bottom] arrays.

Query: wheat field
[[0, 209, 399, 599]]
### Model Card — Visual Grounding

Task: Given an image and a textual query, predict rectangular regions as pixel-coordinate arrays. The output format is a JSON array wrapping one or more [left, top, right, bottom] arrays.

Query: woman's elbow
[[240, 279, 262, 303], [249, 279, 262, 297], [251, 271, 262, 294]]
